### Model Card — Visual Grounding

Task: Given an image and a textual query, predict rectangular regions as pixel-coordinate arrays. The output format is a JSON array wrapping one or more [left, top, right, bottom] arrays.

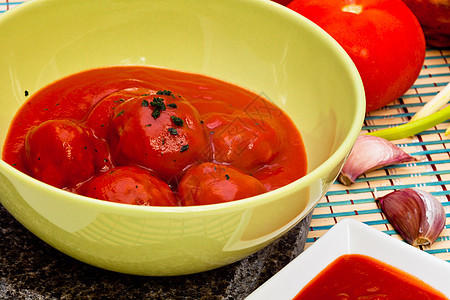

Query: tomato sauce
[[294, 254, 449, 300], [2, 66, 307, 206]]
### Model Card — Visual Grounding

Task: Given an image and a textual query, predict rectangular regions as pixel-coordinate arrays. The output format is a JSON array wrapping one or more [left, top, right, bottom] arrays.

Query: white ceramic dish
[[246, 218, 450, 299]]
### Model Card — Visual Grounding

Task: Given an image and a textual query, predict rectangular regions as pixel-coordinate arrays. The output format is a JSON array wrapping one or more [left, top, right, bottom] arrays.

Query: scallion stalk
[[367, 105, 450, 141], [410, 82, 450, 122], [368, 82, 450, 141]]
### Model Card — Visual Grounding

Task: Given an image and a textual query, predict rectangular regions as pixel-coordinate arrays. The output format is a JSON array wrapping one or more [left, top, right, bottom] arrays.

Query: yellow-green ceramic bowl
[[0, 0, 365, 276]]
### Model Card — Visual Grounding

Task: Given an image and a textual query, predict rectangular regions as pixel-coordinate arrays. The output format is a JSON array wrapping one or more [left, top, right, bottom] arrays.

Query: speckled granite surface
[[0, 204, 312, 299]]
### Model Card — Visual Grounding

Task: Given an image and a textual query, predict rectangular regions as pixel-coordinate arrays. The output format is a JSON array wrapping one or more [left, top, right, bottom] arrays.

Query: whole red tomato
[[287, 0, 426, 112]]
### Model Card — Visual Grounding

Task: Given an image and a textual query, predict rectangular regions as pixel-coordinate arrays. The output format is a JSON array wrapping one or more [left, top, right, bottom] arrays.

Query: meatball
[[107, 91, 209, 182], [177, 162, 267, 205], [81, 166, 177, 206], [24, 119, 96, 189], [84, 88, 152, 139], [203, 113, 281, 173]]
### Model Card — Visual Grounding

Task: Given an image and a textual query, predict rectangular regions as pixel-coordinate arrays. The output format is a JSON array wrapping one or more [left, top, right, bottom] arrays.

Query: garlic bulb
[[338, 135, 416, 185], [378, 188, 446, 246]]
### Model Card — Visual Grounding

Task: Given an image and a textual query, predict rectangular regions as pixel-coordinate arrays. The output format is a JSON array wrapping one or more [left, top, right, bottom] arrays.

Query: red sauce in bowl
[[2, 66, 307, 206], [294, 254, 449, 300]]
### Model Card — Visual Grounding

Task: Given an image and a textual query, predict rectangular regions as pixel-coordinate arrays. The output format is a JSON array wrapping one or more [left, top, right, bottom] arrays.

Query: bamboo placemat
[[0, 1, 20, 12], [306, 48, 450, 262], [2, 1, 450, 262]]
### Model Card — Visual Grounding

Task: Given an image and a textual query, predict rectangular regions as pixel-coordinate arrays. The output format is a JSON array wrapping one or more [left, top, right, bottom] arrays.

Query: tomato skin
[[23, 119, 96, 189], [80, 166, 177, 206], [287, 0, 426, 112], [107, 92, 209, 183], [203, 113, 281, 173], [177, 162, 267, 206]]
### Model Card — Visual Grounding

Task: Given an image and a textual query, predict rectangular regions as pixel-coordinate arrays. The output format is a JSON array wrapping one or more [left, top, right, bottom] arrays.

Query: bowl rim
[[0, 0, 365, 215]]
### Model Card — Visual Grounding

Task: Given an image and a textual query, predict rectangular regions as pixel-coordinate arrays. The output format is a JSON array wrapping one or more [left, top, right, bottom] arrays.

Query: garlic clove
[[378, 188, 446, 247], [338, 135, 416, 185]]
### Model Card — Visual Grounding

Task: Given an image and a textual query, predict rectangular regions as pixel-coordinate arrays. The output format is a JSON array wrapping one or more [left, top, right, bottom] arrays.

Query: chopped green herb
[[150, 97, 166, 111], [152, 108, 161, 119], [180, 144, 189, 152], [150, 97, 166, 119], [141, 99, 149, 107], [12, 163, 17, 166], [156, 90, 173, 96], [104, 159, 108, 162], [43, 108, 48, 111], [225, 174, 230, 180], [171, 116, 184, 126], [167, 103, 177, 108], [162, 138, 166, 145], [116, 110, 125, 117], [200, 120, 204, 124], [145, 124, 152, 127], [168, 128, 178, 135]]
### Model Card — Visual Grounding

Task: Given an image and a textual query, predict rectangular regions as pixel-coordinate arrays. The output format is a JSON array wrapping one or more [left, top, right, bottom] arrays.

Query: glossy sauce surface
[[2, 66, 307, 206], [294, 254, 449, 300]]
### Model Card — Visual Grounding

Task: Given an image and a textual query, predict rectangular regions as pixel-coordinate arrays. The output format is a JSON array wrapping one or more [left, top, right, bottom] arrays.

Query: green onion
[[367, 104, 450, 141], [410, 83, 450, 122], [368, 82, 450, 141]]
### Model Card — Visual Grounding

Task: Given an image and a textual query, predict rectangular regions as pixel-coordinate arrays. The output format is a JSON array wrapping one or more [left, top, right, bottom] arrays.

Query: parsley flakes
[[171, 116, 184, 126], [168, 128, 178, 135], [156, 90, 174, 97]]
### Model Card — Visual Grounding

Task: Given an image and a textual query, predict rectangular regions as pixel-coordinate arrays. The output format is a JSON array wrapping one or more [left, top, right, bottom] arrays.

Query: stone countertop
[[0, 205, 312, 299]]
